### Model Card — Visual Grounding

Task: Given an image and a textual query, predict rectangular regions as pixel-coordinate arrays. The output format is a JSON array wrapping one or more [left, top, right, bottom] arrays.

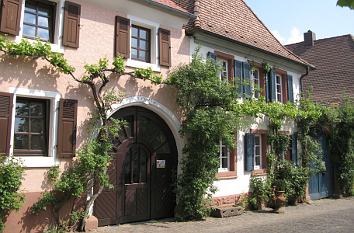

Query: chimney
[[304, 30, 316, 46]]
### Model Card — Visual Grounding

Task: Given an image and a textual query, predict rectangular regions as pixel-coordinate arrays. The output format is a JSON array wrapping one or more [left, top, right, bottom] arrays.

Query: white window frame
[[251, 68, 260, 99], [9, 87, 61, 168], [254, 134, 262, 170], [275, 74, 282, 102], [218, 139, 230, 172], [15, 0, 65, 53], [126, 15, 160, 72], [217, 58, 229, 82]]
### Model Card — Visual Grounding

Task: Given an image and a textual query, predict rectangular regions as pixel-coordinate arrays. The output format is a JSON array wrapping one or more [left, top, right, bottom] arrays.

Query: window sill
[[216, 171, 237, 180], [126, 59, 161, 72], [14, 156, 58, 168], [251, 169, 267, 177]]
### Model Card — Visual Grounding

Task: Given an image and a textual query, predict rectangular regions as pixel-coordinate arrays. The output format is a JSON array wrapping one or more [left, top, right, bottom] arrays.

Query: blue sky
[[245, 0, 354, 45]]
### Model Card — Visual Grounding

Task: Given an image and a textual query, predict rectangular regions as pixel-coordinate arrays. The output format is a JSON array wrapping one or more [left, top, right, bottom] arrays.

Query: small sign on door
[[156, 160, 166, 169]]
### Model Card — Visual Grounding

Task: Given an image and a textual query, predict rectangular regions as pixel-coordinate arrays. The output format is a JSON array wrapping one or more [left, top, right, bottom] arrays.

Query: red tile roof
[[152, 0, 190, 13], [154, 0, 311, 67], [191, 0, 309, 66], [286, 35, 354, 104]]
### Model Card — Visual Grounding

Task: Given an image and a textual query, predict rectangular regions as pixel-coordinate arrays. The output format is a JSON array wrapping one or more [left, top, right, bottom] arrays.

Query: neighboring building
[[286, 31, 354, 200], [185, 0, 310, 205], [286, 31, 354, 104], [0, 0, 311, 232]]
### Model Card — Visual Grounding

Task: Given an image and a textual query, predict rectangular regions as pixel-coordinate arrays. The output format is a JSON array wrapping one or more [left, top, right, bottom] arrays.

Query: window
[[254, 135, 262, 170], [276, 74, 282, 102], [22, 0, 56, 42], [14, 98, 49, 156], [252, 68, 260, 99], [218, 58, 229, 82], [218, 140, 230, 172], [131, 25, 151, 63]]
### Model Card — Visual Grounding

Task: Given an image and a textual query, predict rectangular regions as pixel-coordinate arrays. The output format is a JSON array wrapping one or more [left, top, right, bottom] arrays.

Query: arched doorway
[[94, 107, 178, 226]]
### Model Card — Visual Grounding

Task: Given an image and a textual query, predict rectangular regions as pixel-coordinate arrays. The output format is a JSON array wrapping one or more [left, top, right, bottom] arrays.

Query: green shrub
[[0, 155, 24, 232], [248, 177, 271, 210], [272, 160, 308, 204]]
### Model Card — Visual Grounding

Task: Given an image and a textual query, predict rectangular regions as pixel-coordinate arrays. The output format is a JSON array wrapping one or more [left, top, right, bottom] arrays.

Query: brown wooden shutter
[[57, 99, 77, 158], [62, 1, 81, 48], [159, 28, 171, 67], [261, 134, 268, 169], [0, 92, 13, 155], [114, 16, 130, 58], [0, 0, 22, 35], [282, 75, 288, 103]]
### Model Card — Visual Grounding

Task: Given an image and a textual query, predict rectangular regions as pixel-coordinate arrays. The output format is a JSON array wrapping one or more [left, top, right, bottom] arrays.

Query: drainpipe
[[299, 66, 310, 94]]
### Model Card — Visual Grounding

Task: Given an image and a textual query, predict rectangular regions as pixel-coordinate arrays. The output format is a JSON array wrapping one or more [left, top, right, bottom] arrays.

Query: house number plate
[[156, 160, 166, 169]]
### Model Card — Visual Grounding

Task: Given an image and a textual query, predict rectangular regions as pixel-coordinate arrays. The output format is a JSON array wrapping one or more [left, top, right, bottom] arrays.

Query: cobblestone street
[[91, 197, 354, 233]]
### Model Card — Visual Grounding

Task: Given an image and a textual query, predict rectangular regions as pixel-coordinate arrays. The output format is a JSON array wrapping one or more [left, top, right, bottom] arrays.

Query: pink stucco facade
[[1, 0, 190, 232]]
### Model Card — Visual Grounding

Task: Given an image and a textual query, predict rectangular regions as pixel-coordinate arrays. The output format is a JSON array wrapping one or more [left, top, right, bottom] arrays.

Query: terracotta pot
[[273, 191, 286, 213]]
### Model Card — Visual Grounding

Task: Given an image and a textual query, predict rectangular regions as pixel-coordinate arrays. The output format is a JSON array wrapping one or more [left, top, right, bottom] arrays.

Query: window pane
[[139, 40, 147, 50], [38, 16, 49, 27], [255, 156, 260, 166], [16, 102, 29, 116], [138, 51, 146, 61], [124, 152, 131, 184], [25, 4, 36, 13], [30, 102, 44, 116], [24, 13, 36, 24], [37, 28, 50, 41], [15, 118, 29, 132], [14, 135, 29, 149], [131, 38, 138, 48], [255, 146, 260, 156], [23, 25, 36, 38], [38, 7, 50, 17], [222, 157, 228, 169], [255, 136, 260, 145], [31, 135, 45, 150], [221, 146, 228, 157], [31, 118, 44, 133], [132, 148, 139, 183], [132, 27, 138, 37], [131, 48, 138, 59], [140, 30, 147, 39]]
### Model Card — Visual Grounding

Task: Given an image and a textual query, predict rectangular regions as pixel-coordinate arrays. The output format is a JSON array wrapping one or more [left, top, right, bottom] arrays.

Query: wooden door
[[94, 107, 177, 226], [118, 144, 151, 223], [309, 135, 333, 200]]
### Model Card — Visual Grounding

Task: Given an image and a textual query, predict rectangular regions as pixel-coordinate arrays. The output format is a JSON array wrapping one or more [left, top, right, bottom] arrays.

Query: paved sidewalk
[[91, 197, 354, 233]]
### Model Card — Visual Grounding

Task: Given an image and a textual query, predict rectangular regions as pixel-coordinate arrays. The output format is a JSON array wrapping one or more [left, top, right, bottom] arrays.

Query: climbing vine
[[0, 155, 24, 233], [0, 36, 161, 231]]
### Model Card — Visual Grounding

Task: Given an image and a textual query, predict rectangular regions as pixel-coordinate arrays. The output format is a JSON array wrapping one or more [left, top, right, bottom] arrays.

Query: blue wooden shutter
[[207, 51, 216, 61], [270, 69, 277, 102], [235, 60, 243, 97], [243, 62, 251, 98], [287, 75, 294, 103], [245, 133, 255, 172], [291, 133, 298, 165], [265, 72, 270, 102]]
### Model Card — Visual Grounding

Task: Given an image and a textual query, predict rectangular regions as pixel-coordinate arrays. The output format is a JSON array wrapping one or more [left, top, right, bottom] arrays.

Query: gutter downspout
[[300, 66, 310, 94]]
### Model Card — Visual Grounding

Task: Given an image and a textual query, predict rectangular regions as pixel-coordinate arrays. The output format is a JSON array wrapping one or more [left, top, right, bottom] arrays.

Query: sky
[[245, 0, 354, 45]]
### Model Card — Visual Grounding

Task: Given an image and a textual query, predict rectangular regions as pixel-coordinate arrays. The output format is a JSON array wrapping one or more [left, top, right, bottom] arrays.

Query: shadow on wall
[[0, 55, 59, 90]]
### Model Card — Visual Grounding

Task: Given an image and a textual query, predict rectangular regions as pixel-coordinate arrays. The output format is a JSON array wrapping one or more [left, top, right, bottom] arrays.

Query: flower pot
[[273, 191, 286, 213]]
